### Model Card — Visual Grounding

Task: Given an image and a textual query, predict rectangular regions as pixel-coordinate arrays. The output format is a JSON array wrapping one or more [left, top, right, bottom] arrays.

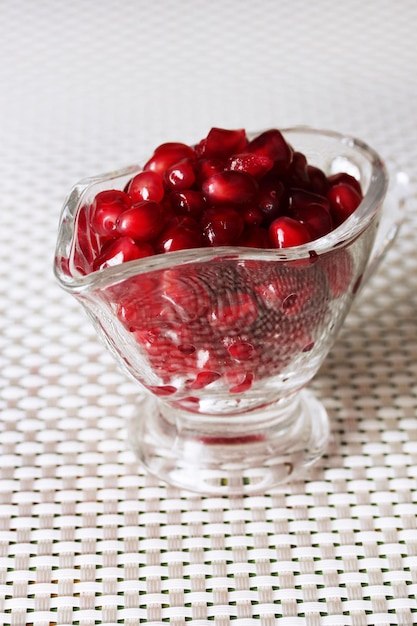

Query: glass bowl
[[54, 127, 406, 494]]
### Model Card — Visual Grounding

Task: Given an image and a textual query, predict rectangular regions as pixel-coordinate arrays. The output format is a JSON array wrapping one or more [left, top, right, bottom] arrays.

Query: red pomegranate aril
[[126, 170, 165, 203], [169, 189, 206, 219], [144, 142, 196, 175], [189, 370, 221, 390], [237, 226, 269, 248], [286, 151, 310, 188], [229, 371, 254, 393], [227, 152, 274, 179], [202, 170, 258, 206], [269, 216, 312, 248], [291, 203, 333, 239], [116, 201, 165, 241], [224, 339, 256, 361], [327, 183, 362, 226], [201, 207, 244, 246], [201, 127, 248, 159], [155, 219, 204, 253], [194, 157, 225, 185], [328, 172, 363, 196], [248, 129, 293, 173], [307, 165, 329, 196], [257, 176, 287, 224], [208, 291, 258, 330], [240, 205, 264, 227], [161, 268, 211, 321], [92, 236, 142, 271], [164, 158, 196, 191], [90, 189, 132, 236]]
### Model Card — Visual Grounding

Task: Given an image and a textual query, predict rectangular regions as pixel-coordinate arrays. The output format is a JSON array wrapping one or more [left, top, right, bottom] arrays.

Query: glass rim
[[54, 126, 389, 293]]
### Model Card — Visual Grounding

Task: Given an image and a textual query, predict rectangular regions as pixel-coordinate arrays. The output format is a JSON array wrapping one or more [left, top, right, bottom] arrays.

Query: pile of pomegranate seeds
[[69, 128, 362, 401], [73, 127, 363, 273]]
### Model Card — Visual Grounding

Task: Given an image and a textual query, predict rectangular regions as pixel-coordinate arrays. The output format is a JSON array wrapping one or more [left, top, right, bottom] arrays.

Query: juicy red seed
[[201, 207, 244, 246], [116, 201, 165, 241], [194, 157, 225, 185], [227, 152, 274, 179], [202, 170, 258, 206], [328, 172, 363, 196], [89, 189, 132, 236], [208, 292, 258, 329], [155, 220, 204, 253], [240, 205, 264, 226], [169, 189, 206, 219], [248, 129, 292, 172], [290, 188, 329, 212], [229, 371, 254, 393], [144, 142, 196, 175], [161, 268, 211, 321], [268, 216, 312, 248], [327, 183, 362, 226], [286, 151, 310, 188], [126, 170, 165, 203], [92, 237, 142, 271], [164, 158, 196, 190], [189, 371, 221, 390], [307, 165, 329, 196], [291, 203, 333, 240], [200, 127, 248, 159], [225, 341, 256, 360], [147, 385, 177, 396], [237, 226, 269, 248], [257, 176, 287, 223]]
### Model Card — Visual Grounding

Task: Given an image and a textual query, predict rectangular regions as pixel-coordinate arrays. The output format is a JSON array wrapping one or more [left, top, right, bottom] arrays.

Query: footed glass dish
[[54, 127, 407, 494]]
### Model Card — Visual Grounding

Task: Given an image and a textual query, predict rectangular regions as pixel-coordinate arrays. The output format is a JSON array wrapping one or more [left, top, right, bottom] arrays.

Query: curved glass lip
[[54, 126, 389, 293]]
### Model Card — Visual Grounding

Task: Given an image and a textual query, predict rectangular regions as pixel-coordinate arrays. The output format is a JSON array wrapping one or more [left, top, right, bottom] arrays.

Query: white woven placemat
[[1, 1, 416, 624]]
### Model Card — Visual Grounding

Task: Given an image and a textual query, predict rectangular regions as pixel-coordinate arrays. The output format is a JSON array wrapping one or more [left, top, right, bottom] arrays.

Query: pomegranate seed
[[126, 170, 165, 203], [224, 339, 256, 360], [201, 207, 244, 246], [169, 189, 206, 219], [248, 129, 293, 173], [327, 183, 362, 226], [208, 291, 258, 330], [89, 189, 132, 236], [240, 205, 264, 227], [229, 371, 254, 393], [291, 203, 333, 239], [307, 165, 329, 196], [237, 226, 269, 248], [164, 158, 196, 190], [116, 201, 165, 241], [155, 218, 203, 253], [144, 142, 196, 175], [161, 268, 211, 322], [202, 170, 258, 206], [194, 157, 225, 185], [92, 236, 142, 271], [289, 190, 333, 239], [328, 172, 362, 196], [286, 151, 310, 188], [257, 176, 287, 224], [200, 127, 247, 159], [227, 152, 274, 179], [189, 370, 221, 390], [268, 216, 312, 248]]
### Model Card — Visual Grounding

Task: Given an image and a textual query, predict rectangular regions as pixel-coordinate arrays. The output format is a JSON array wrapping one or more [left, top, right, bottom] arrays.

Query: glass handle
[[359, 169, 411, 293]]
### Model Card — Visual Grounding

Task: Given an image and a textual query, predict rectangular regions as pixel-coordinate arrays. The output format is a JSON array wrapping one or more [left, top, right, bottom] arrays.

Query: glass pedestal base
[[128, 389, 329, 495]]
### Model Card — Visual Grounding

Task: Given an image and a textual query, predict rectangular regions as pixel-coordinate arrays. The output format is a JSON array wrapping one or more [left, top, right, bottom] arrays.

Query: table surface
[[1, 1, 417, 624]]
